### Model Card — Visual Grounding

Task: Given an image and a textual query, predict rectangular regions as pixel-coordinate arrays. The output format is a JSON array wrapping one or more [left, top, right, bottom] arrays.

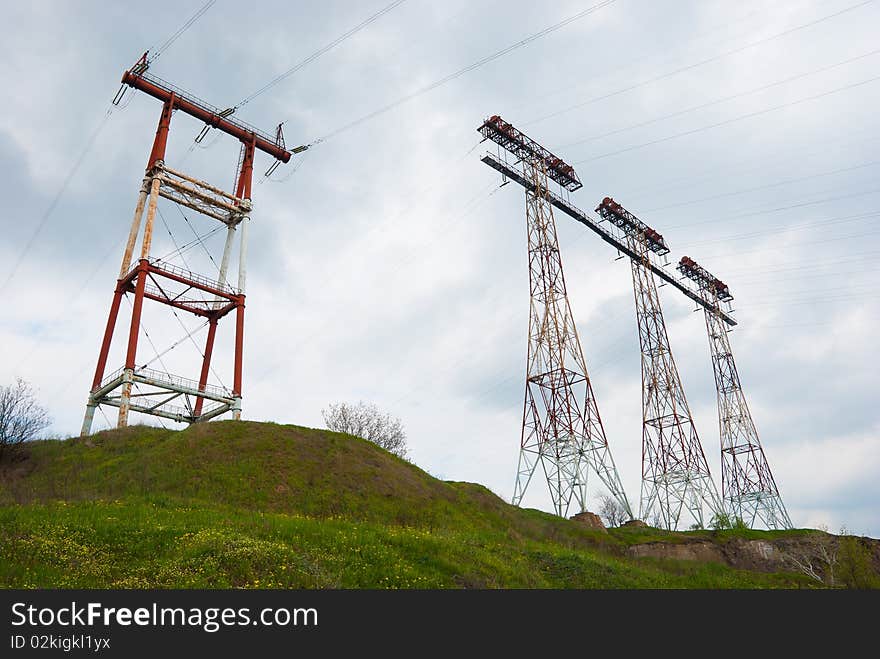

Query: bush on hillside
[[0, 379, 51, 463], [321, 401, 408, 459]]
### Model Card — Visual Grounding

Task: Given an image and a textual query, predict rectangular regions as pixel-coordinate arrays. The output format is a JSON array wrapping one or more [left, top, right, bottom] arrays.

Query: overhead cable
[[574, 75, 880, 164], [148, 0, 216, 64], [559, 47, 880, 150], [525, 0, 875, 126], [236, 0, 407, 109], [308, 0, 618, 146], [0, 108, 114, 294]]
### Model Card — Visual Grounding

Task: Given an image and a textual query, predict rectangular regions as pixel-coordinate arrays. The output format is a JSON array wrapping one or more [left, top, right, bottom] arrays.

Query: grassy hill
[[0, 421, 874, 588]]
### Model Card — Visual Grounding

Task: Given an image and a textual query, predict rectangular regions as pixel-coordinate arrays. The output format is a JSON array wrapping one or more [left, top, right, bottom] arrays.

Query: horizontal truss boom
[[481, 153, 736, 327]]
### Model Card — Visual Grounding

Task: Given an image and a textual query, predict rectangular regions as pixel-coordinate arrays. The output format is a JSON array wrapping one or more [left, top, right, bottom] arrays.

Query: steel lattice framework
[[479, 116, 631, 519], [80, 58, 295, 435], [596, 198, 722, 530], [678, 257, 792, 529]]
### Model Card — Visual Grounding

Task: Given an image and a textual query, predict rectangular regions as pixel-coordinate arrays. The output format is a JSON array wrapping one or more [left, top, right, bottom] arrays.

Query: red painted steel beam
[[124, 261, 150, 370], [90, 283, 126, 391], [193, 318, 219, 417], [235, 139, 256, 200], [233, 299, 245, 396], [141, 291, 214, 318], [121, 70, 292, 163], [148, 99, 175, 169], [121, 262, 239, 302], [145, 264, 238, 301]]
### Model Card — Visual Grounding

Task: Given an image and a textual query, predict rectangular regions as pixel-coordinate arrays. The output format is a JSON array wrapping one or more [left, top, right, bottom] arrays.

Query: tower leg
[[82, 169, 151, 435], [541, 438, 587, 517], [81, 403, 97, 437], [216, 224, 236, 295], [120, 178, 150, 278], [193, 318, 219, 418], [118, 370, 134, 428], [512, 447, 540, 506], [232, 298, 245, 420], [237, 215, 249, 293], [230, 211, 249, 422], [119, 261, 148, 427], [140, 177, 161, 260], [82, 283, 127, 435], [512, 385, 540, 505]]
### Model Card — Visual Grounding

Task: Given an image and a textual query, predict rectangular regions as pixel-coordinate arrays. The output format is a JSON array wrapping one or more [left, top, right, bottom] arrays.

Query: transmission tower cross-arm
[[120, 67, 294, 163]]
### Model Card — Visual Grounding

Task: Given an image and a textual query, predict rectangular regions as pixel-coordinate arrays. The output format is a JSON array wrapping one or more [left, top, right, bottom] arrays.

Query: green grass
[[0, 500, 814, 589], [0, 422, 822, 589], [606, 523, 815, 546]]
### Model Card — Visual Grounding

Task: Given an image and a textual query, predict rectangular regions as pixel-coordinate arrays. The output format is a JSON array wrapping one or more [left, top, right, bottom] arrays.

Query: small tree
[[837, 532, 880, 589], [708, 512, 748, 532], [321, 401, 408, 459], [709, 512, 732, 531], [596, 492, 628, 527], [781, 525, 840, 586], [0, 379, 51, 462]]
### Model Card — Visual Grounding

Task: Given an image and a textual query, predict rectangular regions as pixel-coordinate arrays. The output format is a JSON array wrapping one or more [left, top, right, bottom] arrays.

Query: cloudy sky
[[1, 0, 877, 535]]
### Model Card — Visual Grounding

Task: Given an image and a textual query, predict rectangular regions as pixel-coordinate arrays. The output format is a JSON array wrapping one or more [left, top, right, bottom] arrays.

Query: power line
[[309, 0, 617, 146], [275, 181, 497, 357], [747, 283, 878, 301], [732, 266, 880, 284], [11, 236, 126, 374], [98, 406, 114, 431], [524, 0, 875, 127], [320, 259, 878, 411], [259, 147, 310, 185], [620, 128, 880, 202], [237, 0, 408, 109], [460, 305, 639, 414], [663, 186, 880, 230], [124, 296, 174, 381], [553, 183, 880, 257], [154, 205, 228, 391], [171, 204, 222, 277], [757, 320, 847, 330], [507, 3, 769, 119], [1, 1, 216, 295], [573, 74, 880, 164], [557, 47, 880, 151], [137, 319, 210, 371], [155, 225, 225, 263], [0, 108, 114, 294], [681, 211, 880, 247], [148, 0, 216, 64], [250, 141, 492, 385], [693, 228, 880, 261], [721, 253, 880, 276], [643, 160, 880, 213], [747, 293, 880, 307]]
